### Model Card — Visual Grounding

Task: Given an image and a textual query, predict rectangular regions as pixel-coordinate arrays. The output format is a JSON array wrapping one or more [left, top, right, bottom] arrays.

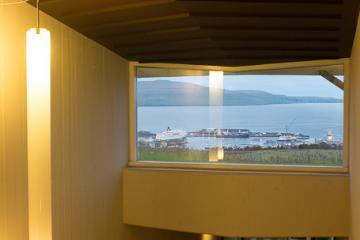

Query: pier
[[187, 128, 309, 139]]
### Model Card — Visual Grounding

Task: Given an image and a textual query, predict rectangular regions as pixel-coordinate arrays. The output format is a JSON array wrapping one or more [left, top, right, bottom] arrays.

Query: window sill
[[128, 160, 349, 175]]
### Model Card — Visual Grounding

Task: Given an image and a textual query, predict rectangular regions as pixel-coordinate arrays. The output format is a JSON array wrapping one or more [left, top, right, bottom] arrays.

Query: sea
[[137, 103, 343, 149]]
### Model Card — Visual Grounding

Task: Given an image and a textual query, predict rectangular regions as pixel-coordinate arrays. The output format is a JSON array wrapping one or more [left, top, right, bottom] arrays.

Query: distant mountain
[[137, 80, 343, 106]]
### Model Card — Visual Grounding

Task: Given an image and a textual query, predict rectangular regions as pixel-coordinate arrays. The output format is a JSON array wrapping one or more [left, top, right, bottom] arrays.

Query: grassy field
[[138, 147, 343, 166]]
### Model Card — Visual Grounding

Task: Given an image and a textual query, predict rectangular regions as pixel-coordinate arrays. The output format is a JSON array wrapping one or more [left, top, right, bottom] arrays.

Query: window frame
[[128, 59, 349, 173]]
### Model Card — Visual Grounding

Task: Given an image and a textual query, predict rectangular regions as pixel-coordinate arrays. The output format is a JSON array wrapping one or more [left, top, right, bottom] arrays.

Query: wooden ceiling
[[33, 0, 360, 66]]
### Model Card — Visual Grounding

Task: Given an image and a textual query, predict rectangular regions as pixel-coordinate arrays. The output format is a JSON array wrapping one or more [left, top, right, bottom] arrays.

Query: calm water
[[138, 103, 343, 149]]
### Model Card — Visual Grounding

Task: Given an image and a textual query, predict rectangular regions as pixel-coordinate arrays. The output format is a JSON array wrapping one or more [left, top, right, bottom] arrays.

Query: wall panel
[[124, 168, 350, 237], [349, 13, 360, 240], [0, 4, 31, 240]]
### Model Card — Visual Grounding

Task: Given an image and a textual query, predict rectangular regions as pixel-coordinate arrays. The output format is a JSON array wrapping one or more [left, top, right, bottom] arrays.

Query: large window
[[134, 63, 346, 169]]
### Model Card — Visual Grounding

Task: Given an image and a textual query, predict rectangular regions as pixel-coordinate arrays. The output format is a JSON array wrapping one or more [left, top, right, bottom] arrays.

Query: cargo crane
[[285, 118, 297, 134]]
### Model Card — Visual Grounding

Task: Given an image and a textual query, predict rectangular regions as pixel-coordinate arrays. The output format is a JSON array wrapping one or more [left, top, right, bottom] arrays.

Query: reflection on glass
[[208, 71, 224, 162], [136, 65, 344, 167]]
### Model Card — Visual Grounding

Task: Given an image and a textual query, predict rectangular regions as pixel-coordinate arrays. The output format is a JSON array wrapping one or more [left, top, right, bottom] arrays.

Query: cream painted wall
[[0, 3, 198, 240], [350, 13, 360, 240], [124, 169, 350, 237], [0, 3, 30, 240]]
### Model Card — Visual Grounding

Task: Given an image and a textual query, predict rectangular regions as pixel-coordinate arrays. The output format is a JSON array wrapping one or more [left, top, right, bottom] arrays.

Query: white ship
[[277, 133, 312, 147], [278, 135, 297, 142], [156, 127, 187, 147], [277, 134, 300, 147]]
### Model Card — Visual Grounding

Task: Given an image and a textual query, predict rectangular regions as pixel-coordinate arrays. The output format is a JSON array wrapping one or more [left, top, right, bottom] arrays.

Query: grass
[[138, 147, 343, 166]]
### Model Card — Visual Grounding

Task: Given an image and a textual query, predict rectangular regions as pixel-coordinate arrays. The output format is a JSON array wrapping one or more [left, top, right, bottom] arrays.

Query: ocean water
[[137, 103, 343, 149]]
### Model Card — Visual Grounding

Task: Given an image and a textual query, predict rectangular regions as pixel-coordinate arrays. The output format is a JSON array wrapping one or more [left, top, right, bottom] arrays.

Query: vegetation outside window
[[134, 63, 346, 169]]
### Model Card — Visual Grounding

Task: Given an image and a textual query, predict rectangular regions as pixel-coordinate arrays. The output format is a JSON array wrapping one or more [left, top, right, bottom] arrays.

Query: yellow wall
[[0, 3, 198, 240], [350, 13, 360, 240], [124, 168, 350, 237], [0, 3, 30, 240]]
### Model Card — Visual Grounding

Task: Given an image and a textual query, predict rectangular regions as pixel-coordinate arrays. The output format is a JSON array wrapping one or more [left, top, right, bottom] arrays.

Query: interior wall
[[349, 13, 360, 240], [0, 3, 198, 240], [124, 168, 350, 237], [0, 3, 29, 240], [49, 15, 128, 240]]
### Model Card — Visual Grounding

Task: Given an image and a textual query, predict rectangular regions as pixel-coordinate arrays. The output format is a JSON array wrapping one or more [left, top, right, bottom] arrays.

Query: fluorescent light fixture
[[26, 27, 52, 240], [27, 28, 50, 93]]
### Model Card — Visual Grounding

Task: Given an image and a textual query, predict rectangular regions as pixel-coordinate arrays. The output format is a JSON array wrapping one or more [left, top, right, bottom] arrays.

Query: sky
[[139, 75, 344, 99]]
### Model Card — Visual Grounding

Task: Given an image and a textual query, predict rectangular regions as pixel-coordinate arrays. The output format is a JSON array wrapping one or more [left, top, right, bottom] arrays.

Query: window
[[134, 62, 346, 169]]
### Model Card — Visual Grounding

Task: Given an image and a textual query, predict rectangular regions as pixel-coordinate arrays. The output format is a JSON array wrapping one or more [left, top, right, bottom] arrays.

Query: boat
[[277, 133, 312, 147], [155, 127, 187, 147], [278, 135, 297, 142]]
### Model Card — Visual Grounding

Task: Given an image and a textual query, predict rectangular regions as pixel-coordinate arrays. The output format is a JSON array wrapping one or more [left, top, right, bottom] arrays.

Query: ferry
[[277, 133, 310, 146], [277, 135, 297, 142], [155, 127, 187, 147]]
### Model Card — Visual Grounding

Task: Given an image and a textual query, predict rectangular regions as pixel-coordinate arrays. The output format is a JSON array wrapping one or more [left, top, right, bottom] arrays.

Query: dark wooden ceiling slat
[[64, 3, 186, 28], [179, 1, 342, 15], [93, 24, 341, 41], [177, 0, 343, 4], [114, 35, 339, 47], [82, 18, 197, 37], [131, 49, 338, 60], [191, 12, 341, 19], [97, 28, 339, 42], [79, 13, 190, 31], [117, 39, 218, 54], [127, 46, 338, 57], [115, 37, 212, 48], [137, 55, 338, 63], [99, 29, 339, 44], [202, 26, 341, 31], [196, 16, 342, 28], [138, 58, 329, 67], [117, 39, 339, 54], [62, 0, 176, 19], [98, 26, 200, 39], [203, 29, 340, 40]]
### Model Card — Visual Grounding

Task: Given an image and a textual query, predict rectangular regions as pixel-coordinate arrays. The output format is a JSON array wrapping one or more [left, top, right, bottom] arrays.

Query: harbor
[[138, 127, 341, 149]]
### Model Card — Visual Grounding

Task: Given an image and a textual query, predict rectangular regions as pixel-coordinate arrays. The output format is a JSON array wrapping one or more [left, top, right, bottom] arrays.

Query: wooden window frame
[[128, 59, 349, 174]]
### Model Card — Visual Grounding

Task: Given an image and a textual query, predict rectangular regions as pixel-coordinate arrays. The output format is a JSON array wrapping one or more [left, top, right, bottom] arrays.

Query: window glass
[[136, 65, 344, 167]]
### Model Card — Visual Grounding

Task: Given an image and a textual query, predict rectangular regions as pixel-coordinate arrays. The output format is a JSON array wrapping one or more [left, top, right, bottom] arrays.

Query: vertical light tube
[[208, 71, 224, 162], [26, 28, 52, 240]]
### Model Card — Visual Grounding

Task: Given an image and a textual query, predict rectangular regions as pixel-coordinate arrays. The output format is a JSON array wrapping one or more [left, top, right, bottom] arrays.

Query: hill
[[137, 80, 342, 106]]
